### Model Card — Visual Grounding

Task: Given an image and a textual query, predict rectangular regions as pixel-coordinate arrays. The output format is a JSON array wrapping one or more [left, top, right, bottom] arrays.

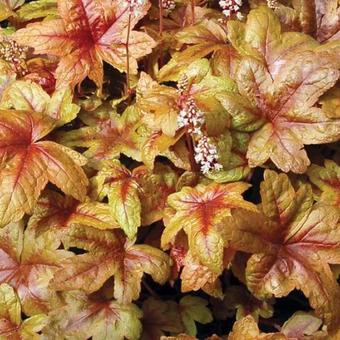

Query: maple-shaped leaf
[[227, 6, 318, 75], [218, 8, 340, 173], [179, 296, 213, 336], [43, 290, 142, 340], [28, 190, 119, 245], [158, 19, 231, 82], [0, 80, 79, 126], [307, 160, 340, 208], [228, 315, 287, 340], [0, 220, 72, 316], [92, 160, 141, 239], [0, 0, 24, 21], [51, 227, 171, 304], [14, 0, 155, 89], [0, 283, 48, 340], [161, 182, 257, 273], [92, 160, 177, 238], [58, 104, 144, 167], [0, 109, 88, 227], [141, 297, 184, 340], [230, 170, 340, 328]]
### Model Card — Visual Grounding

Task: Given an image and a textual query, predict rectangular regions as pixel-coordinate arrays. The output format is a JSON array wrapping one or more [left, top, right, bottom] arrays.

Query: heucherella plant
[[0, 0, 339, 339]]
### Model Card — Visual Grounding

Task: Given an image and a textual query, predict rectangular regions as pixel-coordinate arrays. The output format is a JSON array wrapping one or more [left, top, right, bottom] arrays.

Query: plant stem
[[158, 0, 164, 67], [125, 12, 132, 95], [185, 131, 198, 172], [191, 0, 195, 24], [159, 0, 164, 36]]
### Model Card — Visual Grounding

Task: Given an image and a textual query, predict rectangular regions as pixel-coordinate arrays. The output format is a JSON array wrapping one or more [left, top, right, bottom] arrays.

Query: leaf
[[0, 80, 79, 126], [0, 283, 48, 339], [230, 170, 340, 329], [136, 72, 179, 137], [281, 311, 324, 339], [228, 315, 287, 340], [92, 160, 177, 238], [17, 0, 57, 21], [205, 131, 251, 183], [320, 86, 340, 118], [141, 130, 186, 170], [0, 61, 16, 101], [0, 0, 24, 21], [218, 8, 340, 173], [227, 6, 318, 76], [51, 227, 171, 304], [28, 190, 119, 244], [179, 296, 213, 336], [138, 59, 233, 139], [0, 109, 88, 227], [162, 182, 257, 273], [307, 160, 340, 208], [180, 251, 222, 297], [158, 19, 229, 82], [141, 297, 184, 340], [58, 104, 144, 166], [287, 0, 340, 43], [43, 290, 142, 340], [0, 220, 72, 315], [92, 160, 141, 239], [14, 0, 156, 89], [133, 163, 178, 226]]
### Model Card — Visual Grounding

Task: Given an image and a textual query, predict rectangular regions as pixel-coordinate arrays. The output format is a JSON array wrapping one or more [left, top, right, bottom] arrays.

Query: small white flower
[[236, 12, 243, 20], [176, 95, 205, 136], [267, 0, 278, 9], [222, 9, 231, 17], [194, 136, 223, 174], [219, 0, 243, 20]]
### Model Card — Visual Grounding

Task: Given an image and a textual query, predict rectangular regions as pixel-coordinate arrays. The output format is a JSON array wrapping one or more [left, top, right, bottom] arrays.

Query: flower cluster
[[219, 0, 243, 20], [0, 38, 28, 76], [267, 0, 279, 9], [177, 74, 222, 174], [194, 136, 223, 174], [177, 97, 205, 135], [161, 0, 176, 12], [177, 74, 189, 96]]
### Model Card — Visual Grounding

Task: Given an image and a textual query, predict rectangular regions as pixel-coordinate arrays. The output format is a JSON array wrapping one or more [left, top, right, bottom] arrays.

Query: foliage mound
[[0, 0, 339, 338]]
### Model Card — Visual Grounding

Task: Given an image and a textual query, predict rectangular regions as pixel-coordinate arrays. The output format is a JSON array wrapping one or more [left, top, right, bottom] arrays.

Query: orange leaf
[[230, 170, 340, 329], [51, 227, 171, 304], [14, 0, 155, 89], [162, 182, 256, 273], [0, 109, 88, 226]]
